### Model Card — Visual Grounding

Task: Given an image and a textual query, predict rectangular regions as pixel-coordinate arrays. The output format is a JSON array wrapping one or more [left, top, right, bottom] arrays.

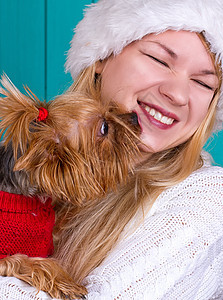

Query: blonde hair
[[55, 42, 222, 284]]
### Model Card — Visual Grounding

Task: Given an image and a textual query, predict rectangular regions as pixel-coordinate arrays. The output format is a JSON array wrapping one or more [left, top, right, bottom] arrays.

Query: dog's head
[[0, 75, 140, 205]]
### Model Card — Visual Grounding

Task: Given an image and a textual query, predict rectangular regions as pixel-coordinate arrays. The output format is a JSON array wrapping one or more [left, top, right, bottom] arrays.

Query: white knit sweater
[[0, 165, 223, 300]]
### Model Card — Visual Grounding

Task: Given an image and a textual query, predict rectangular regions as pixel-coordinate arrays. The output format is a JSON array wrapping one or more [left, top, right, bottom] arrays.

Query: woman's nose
[[159, 76, 189, 106]]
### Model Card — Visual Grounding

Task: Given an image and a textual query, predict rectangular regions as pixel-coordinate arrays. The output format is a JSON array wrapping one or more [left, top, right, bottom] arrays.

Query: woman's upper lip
[[138, 100, 179, 121]]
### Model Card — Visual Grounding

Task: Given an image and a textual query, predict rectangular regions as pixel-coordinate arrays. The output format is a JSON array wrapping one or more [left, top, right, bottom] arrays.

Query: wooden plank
[[0, 0, 45, 99], [46, 0, 92, 100]]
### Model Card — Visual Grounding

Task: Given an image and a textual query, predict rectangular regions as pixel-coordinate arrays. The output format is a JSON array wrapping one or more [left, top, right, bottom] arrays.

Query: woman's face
[[97, 30, 219, 153]]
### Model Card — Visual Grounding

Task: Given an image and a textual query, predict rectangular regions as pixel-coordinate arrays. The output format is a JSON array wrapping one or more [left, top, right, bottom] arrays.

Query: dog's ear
[[0, 74, 45, 159]]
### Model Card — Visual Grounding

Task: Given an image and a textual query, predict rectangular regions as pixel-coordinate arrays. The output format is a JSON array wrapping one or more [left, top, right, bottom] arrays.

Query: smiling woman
[[0, 0, 223, 300]]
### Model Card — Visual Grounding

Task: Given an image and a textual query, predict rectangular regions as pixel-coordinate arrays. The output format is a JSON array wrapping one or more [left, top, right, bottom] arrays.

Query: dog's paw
[[37, 272, 87, 300], [0, 254, 87, 299]]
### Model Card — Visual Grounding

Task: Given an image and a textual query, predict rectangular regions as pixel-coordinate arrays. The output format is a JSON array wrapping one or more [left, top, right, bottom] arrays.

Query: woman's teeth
[[144, 105, 174, 125]]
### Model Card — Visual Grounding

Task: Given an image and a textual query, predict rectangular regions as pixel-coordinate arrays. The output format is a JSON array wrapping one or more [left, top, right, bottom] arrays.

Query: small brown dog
[[0, 75, 140, 299]]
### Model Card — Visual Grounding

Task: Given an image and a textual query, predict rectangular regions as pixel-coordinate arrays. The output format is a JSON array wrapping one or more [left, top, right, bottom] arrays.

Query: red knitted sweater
[[0, 191, 55, 259]]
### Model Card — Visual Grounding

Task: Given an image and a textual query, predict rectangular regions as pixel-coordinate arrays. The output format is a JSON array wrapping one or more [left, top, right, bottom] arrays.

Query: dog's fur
[[0, 75, 140, 299]]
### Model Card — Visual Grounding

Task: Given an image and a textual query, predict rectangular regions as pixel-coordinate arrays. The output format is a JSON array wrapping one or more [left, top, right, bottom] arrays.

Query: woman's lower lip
[[139, 105, 176, 130]]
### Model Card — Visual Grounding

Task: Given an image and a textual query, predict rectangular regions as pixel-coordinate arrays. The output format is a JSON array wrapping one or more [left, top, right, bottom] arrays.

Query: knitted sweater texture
[[0, 191, 55, 259], [0, 165, 223, 299]]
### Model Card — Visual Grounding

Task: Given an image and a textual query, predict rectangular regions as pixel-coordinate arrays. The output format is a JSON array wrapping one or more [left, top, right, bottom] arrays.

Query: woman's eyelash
[[146, 54, 169, 67], [192, 79, 214, 91]]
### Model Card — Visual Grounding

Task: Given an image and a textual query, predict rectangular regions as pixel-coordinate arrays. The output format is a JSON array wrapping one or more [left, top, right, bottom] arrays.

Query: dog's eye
[[100, 120, 109, 136]]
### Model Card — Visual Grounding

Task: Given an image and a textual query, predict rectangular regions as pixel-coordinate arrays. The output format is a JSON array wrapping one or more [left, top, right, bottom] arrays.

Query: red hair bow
[[37, 107, 48, 122]]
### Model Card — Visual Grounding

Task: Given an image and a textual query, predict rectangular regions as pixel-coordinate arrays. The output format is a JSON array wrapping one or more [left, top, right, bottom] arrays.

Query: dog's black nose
[[130, 112, 138, 126]]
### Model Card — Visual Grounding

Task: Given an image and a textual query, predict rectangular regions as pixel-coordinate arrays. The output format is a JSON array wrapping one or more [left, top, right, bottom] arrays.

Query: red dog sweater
[[0, 191, 55, 259]]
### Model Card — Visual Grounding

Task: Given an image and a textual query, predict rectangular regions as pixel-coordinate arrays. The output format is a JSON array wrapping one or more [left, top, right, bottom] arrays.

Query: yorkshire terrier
[[0, 74, 140, 299]]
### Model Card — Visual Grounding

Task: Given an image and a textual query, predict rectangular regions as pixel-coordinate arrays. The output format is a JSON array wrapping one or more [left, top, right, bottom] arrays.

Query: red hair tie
[[37, 107, 48, 122]]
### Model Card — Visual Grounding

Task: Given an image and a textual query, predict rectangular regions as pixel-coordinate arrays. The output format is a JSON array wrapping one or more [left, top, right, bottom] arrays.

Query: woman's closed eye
[[192, 79, 214, 91], [146, 54, 169, 67]]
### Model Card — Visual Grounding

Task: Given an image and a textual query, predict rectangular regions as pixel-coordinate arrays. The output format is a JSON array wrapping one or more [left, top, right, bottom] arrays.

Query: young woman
[[0, 0, 223, 299]]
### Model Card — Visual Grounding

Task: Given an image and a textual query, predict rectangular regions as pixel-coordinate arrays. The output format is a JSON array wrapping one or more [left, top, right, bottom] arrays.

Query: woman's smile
[[138, 101, 177, 129]]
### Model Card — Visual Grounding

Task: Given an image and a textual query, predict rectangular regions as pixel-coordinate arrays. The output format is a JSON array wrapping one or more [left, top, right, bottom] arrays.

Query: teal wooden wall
[[0, 0, 222, 166], [0, 0, 92, 100]]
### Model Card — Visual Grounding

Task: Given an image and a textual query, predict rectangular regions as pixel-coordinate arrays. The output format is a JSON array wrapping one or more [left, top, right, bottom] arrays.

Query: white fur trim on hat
[[65, 0, 223, 132]]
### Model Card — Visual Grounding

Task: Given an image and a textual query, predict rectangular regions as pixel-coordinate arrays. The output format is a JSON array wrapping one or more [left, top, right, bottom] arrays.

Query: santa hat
[[65, 0, 223, 132]]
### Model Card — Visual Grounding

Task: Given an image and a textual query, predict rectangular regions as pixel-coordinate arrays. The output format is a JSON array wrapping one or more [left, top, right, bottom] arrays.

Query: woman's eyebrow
[[192, 69, 218, 78], [148, 41, 178, 59], [199, 70, 217, 76]]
